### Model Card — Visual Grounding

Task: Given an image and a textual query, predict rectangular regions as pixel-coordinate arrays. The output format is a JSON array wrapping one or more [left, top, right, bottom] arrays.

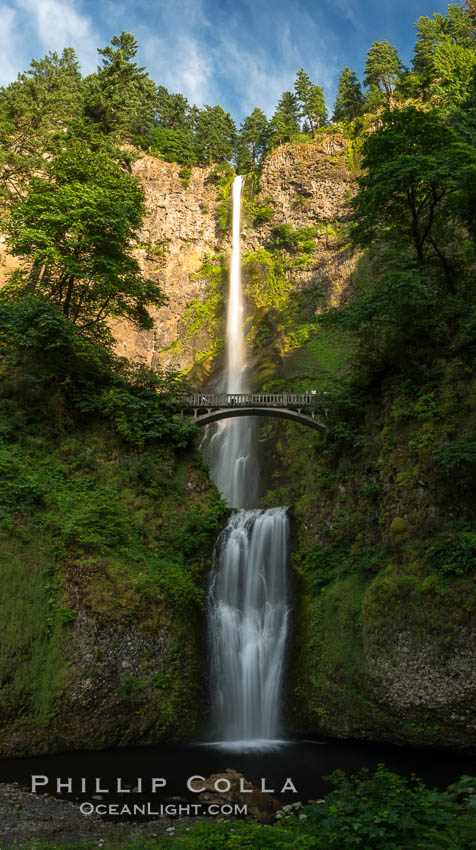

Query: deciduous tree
[[5, 143, 165, 333], [352, 107, 476, 292]]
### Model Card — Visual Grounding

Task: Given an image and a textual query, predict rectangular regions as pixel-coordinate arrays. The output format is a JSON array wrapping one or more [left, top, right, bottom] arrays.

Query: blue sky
[[0, 0, 454, 121]]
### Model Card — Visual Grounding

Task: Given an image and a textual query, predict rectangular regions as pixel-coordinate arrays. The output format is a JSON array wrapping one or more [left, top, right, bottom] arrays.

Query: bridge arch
[[192, 406, 326, 432], [176, 394, 327, 433]]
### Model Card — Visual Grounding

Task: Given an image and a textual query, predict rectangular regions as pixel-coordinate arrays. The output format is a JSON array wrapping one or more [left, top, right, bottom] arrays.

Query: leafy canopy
[[352, 106, 476, 291], [5, 142, 165, 334]]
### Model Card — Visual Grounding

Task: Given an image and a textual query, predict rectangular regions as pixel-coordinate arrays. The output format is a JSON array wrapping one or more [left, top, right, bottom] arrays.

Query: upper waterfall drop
[[226, 175, 245, 395], [202, 175, 258, 509]]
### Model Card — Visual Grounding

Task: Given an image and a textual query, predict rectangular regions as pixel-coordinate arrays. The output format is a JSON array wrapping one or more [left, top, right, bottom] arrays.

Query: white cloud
[[142, 32, 216, 108], [0, 0, 345, 120], [329, 0, 359, 26], [0, 4, 23, 85], [15, 0, 101, 73]]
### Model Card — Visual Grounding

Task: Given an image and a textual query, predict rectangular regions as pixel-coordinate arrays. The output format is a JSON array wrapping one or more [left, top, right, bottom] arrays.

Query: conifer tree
[[155, 86, 194, 130], [194, 105, 236, 163], [83, 32, 157, 137], [238, 107, 269, 171], [333, 67, 364, 122], [0, 49, 83, 201], [412, 4, 476, 111], [294, 69, 327, 136], [363, 41, 402, 102], [269, 91, 301, 145]]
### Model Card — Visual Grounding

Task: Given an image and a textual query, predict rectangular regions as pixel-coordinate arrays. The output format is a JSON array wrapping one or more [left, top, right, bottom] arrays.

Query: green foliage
[[0, 48, 83, 201], [431, 40, 476, 109], [146, 126, 197, 165], [302, 523, 386, 592], [237, 107, 269, 172], [352, 107, 476, 290], [271, 223, 317, 255], [118, 673, 148, 702], [178, 255, 227, 363], [296, 766, 476, 849], [194, 105, 237, 164], [0, 297, 195, 449], [425, 525, 476, 576], [269, 92, 301, 147], [0, 288, 226, 743], [178, 166, 191, 188], [252, 204, 274, 224], [83, 32, 157, 138], [333, 67, 364, 122], [4, 142, 165, 333], [363, 41, 403, 101], [214, 167, 236, 231], [294, 68, 328, 136], [155, 85, 196, 131], [413, 5, 475, 92], [432, 431, 476, 489]]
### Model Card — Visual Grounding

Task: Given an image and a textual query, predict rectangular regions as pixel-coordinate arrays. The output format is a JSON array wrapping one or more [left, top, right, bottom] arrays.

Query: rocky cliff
[[111, 134, 357, 382]]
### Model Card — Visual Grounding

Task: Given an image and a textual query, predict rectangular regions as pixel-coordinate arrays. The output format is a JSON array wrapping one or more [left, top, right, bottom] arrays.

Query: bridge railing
[[178, 393, 321, 407]]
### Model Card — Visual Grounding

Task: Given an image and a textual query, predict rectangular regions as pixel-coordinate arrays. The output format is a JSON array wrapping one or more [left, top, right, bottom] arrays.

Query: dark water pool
[[0, 738, 474, 820]]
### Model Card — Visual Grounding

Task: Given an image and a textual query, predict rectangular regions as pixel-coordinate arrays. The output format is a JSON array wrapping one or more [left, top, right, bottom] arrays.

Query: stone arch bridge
[[176, 393, 327, 432]]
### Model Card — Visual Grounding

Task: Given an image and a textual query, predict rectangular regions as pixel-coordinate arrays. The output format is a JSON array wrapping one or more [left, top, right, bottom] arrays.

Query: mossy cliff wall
[[0, 410, 225, 757], [261, 359, 475, 749]]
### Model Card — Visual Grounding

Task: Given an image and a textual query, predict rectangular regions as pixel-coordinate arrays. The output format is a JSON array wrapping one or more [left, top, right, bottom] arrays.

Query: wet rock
[[197, 769, 281, 824]]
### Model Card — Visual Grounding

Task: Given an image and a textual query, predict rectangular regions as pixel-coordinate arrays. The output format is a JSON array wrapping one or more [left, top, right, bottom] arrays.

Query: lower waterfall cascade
[[208, 508, 290, 747], [205, 176, 291, 749]]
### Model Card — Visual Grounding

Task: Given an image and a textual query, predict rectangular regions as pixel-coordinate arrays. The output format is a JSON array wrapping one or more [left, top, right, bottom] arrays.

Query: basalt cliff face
[[111, 134, 356, 380]]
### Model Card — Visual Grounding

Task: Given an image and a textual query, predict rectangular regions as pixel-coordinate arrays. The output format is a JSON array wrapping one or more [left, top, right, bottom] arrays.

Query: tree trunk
[[63, 277, 75, 318]]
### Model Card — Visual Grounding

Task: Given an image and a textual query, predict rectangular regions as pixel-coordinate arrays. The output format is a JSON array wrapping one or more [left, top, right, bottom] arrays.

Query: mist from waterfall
[[205, 175, 290, 750]]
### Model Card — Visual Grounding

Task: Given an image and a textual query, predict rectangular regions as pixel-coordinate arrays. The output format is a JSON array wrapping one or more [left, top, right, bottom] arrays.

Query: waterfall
[[206, 175, 290, 749], [208, 508, 289, 746], [202, 175, 257, 509]]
